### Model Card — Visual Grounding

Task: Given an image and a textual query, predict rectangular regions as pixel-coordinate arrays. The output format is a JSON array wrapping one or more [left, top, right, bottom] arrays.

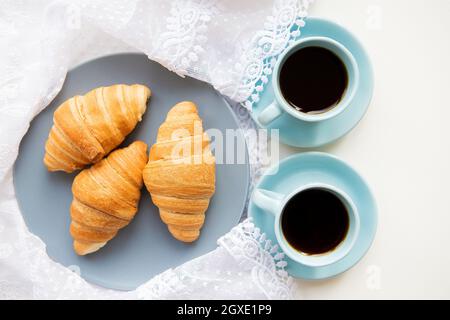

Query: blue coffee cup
[[252, 183, 360, 267], [258, 37, 359, 125]]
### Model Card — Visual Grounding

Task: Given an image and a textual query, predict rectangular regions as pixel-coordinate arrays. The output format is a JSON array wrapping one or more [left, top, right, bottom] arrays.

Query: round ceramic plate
[[14, 53, 250, 290], [248, 152, 377, 279], [251, 17, 374, 148]]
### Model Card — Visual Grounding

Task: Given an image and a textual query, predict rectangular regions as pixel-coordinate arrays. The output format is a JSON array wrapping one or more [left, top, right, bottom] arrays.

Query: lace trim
[[135, 218, 293, 300], [218, 218, 293, 300], [235, 0, 313, 108], [151, 0, 218, 78]]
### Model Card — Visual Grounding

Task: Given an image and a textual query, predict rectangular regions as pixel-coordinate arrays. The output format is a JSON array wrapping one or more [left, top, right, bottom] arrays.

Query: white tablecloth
[[0, 0, 313, 299]]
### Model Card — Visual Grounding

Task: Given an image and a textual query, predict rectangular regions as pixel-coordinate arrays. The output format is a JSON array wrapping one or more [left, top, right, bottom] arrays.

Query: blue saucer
[[248, 152, 377, 279], [251, 18, 374, 148]]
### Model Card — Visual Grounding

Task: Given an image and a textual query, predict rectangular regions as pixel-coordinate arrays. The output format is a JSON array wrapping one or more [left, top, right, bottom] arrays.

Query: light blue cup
[[258, 36, 360, 126], [253, 183, 360, 267]]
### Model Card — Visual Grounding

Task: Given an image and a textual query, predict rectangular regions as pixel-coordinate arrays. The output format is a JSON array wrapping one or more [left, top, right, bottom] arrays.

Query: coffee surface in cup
[[279, 46, 348, 114], [281, 188, 349, 255]]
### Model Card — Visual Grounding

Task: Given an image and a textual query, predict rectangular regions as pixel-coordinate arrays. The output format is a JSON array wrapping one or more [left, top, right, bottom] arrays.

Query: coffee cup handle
[[252, 189, 284, 216], [257, 101, 283, 126]]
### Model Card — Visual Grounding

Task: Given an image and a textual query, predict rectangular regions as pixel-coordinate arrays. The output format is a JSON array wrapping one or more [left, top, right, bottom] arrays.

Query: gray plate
[[14, 53, 249, 291]]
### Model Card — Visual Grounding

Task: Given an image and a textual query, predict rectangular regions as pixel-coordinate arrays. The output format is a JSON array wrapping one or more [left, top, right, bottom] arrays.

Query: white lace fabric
[[0, 0, 312, 299]]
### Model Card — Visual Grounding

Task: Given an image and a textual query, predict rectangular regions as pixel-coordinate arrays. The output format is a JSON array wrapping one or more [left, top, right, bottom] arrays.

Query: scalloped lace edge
[[239, 0, 313, 109]]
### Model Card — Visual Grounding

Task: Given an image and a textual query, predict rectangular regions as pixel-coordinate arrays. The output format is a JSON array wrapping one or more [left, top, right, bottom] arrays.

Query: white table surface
[[288, 0, 450, 299]]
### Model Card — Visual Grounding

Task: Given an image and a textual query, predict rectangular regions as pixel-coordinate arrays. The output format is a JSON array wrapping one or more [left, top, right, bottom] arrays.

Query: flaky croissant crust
[[44, 84, 150, 173], [143, 101, 215, 242], [70, 141, 148, 255]]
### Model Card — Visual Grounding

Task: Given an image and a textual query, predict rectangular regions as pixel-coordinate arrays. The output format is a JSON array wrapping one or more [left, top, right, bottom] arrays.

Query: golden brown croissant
[[70, 141, 148, 255], [44, 84, 151, 173], [143, 101, 215, 242]]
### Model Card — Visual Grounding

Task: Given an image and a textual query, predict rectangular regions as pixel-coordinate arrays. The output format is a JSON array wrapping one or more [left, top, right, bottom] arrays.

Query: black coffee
[[279, 46, 348, 114], [281, 188, 349, 255]]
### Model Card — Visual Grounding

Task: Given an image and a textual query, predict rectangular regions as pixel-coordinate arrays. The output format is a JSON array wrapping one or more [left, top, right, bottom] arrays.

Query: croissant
[[44, 84, 151, 172], [143, 101, 215, 242], [70, 141, 148, 255]]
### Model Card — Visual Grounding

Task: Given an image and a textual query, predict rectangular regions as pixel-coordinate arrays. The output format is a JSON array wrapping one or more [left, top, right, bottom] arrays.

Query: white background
[[287, 0, 450, 299]]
